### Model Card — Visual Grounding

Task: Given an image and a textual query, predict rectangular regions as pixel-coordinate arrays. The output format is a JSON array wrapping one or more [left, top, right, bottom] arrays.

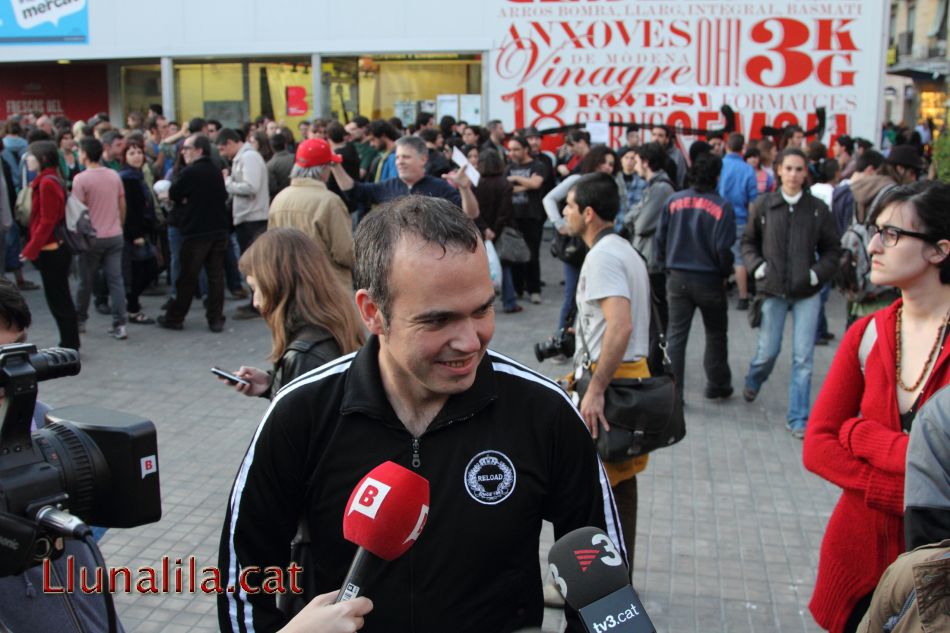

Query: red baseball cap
[[295, 138, 343, 168]]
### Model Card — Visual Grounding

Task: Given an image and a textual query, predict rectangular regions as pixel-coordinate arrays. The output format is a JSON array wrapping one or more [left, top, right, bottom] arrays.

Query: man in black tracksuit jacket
[[655, 153, 736, 401], [218, 196, 624, 633]]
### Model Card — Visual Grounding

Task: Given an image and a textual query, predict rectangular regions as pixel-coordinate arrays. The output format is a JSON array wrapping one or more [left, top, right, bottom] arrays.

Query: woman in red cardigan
[[803, 180, 950, 633], [20, 140, 80, 349]]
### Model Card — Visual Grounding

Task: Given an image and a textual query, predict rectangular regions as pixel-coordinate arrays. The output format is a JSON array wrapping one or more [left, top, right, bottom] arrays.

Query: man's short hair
[[566, 130, 590, 145], [352, 115, 370, 128], [369, 119, 400, 142], [395, 135, 427, 157], [486, 119, 503, 133], [855, 137, 874, 152], [191, 134, 212, 157], [415, 112, 434, 129], [26, 129, 51, 143], [726, 132, 744, 154], [270, 132, 287, 152], [327, 121, 346, 144], [635, 142, 667, 173], [835, 134, 854, 155], [79, 137, 104, 162], [207, 119, 222, 131], [418, 128, 440, 144], [100, 130, 121, 146], [571, 172, 620, 223], [856, 149, 884, 173], [0, 277, 31, 333], [187, 117, 206, 134], [215, 128, 242, 146], [508, 135, 529, 150], [689, 140, 712, 164], [688, 153, 722, 193], [354, 196, 481, 321]]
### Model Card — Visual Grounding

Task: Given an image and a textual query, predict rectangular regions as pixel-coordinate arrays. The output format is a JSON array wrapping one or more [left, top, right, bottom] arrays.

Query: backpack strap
[[859, 319, 878, 375], [285, 339, 319, 355], [866, 183, 897, 223]]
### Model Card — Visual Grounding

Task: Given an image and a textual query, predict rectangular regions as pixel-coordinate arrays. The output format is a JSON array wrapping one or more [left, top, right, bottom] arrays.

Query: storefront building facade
[[2, 0, 891, 144]]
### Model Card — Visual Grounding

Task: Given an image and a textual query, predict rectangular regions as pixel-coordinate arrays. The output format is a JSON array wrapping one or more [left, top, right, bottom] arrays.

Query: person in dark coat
[[156, 133, 231, 332], [473, 149, 519, 313]]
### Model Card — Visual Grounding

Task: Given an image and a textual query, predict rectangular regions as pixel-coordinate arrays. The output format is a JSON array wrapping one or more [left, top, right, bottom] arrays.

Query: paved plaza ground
[[28, 239, 845, 633]]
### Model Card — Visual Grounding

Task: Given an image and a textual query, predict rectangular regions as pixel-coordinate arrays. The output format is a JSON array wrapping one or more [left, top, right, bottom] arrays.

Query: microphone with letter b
[[335, 461, 430, 603], [548, 527, 655, 633]]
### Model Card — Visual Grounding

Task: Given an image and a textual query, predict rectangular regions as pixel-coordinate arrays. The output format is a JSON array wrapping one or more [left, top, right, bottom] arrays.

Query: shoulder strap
[[284, 339, 319, 355], [868, 183, 897, 220], [859, 319, 878, 375], [576, 266, 670, 375]]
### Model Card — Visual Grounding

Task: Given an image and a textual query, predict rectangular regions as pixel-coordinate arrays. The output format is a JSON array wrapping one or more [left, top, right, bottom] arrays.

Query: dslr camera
[[0, 343, 162, 577], [534, 328, 576, 363]]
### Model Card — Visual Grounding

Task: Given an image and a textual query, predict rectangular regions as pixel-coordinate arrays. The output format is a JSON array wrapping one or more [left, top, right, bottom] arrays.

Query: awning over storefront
[[888, 57, 950, 80]]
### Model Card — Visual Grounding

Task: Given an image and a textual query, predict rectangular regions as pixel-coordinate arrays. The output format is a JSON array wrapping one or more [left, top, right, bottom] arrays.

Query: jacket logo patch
[[464, 450, 516, 505]]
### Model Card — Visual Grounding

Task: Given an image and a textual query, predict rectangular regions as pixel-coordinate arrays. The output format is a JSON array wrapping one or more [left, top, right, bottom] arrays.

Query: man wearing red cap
[[268, 138, 354, 290]]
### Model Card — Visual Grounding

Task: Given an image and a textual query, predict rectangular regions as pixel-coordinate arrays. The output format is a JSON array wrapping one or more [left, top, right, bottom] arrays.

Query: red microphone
[[335, 461, 429, 602]]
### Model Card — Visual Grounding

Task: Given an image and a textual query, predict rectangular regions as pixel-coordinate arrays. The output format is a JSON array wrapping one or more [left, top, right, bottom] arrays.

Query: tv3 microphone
[[335, 461, 430, 603], [548, 527, 655, 633]]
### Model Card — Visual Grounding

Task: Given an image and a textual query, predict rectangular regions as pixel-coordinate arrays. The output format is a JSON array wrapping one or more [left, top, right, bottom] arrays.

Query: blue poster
[[0, 0, 88, 45]]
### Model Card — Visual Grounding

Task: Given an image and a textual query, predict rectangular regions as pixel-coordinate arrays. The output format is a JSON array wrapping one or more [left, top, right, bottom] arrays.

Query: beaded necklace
[[896, 305, 950, 393]]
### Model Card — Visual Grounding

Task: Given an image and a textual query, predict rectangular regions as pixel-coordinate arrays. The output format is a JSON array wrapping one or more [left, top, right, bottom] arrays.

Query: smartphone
[[211, 366, 250, 387]]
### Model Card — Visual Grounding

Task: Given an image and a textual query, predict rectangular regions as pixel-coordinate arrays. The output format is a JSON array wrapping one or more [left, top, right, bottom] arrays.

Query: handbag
[[51, 179, 96, 255], [495, 226, 531, 264], [130, 239, 156, 262], [14, 162, 31, 228], [573, 302, 685, 462], [485, 239, 502, 292], [550, 233, 587, 267]]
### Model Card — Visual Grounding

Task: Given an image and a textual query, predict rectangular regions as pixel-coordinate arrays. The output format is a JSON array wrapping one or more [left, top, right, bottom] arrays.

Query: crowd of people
[[2, 104, 950, 633]]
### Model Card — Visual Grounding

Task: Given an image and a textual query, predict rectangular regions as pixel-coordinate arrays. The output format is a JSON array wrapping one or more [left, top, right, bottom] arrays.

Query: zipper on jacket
[[410, 437, 421, 469]]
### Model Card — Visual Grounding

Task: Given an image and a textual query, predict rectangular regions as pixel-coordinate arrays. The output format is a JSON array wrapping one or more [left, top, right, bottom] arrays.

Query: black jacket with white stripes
[[218, 336, 624, 633]]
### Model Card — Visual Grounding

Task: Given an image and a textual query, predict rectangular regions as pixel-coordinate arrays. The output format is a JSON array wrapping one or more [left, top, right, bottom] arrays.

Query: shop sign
[[489, 0, 886, 144], [286, 86, 308, 116], [1, 64, 107, 120], [0, 0, 89, 45]]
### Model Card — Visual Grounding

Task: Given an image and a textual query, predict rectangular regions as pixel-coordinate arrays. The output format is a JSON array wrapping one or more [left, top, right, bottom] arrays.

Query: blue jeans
[[559, 262, 581, 329], [815, 282, 832, 342], [501, 265, 518, 311], [5, 224, 21, 272], [745, 293, 822, 425]]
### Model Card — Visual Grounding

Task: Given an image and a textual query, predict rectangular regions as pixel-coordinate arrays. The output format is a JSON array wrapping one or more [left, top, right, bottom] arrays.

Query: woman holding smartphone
[[227, 228, 364, 398]]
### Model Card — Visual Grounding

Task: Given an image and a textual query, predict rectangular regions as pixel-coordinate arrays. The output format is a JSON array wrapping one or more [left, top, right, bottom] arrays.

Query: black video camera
[[534, 328, 576, 363], [0, 343, 162, 576]]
